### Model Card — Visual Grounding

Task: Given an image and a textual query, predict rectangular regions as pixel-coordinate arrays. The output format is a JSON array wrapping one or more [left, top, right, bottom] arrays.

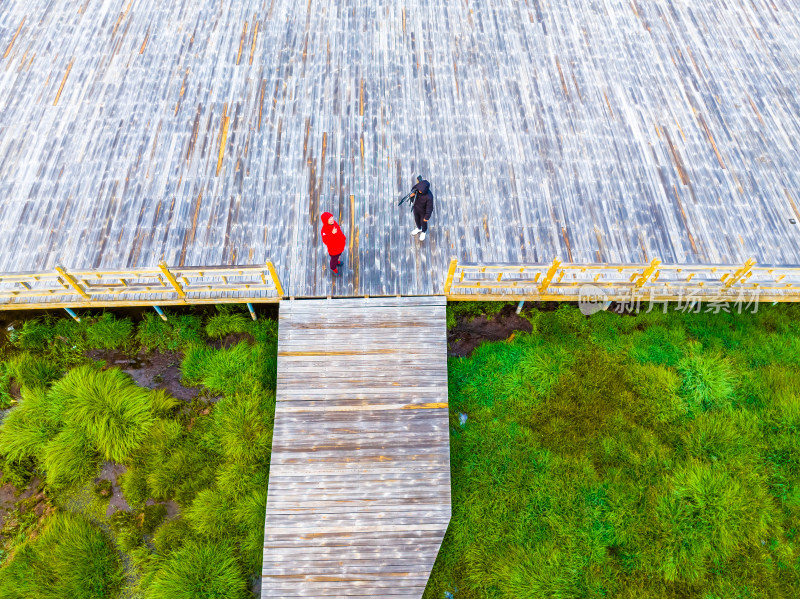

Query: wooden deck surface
[[1, 0, 800, 299], [263, 297, 450, 598]]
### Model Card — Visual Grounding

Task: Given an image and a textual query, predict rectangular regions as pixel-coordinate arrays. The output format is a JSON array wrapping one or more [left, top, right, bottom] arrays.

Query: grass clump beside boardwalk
[[1, 365, 178, 488], [0, 511, 124, 599], [0, 306, 277, 597], [427, 303, 800, 598]]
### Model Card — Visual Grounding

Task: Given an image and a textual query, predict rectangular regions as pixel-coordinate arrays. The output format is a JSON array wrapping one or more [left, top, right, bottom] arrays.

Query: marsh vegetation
[[426, 302, 800, 598], [0, 306, 277, 598]]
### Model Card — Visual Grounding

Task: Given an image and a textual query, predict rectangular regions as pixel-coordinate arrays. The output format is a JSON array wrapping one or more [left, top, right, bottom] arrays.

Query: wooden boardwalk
[[263, 297, 450, 598], [2, 0, 800, 301]]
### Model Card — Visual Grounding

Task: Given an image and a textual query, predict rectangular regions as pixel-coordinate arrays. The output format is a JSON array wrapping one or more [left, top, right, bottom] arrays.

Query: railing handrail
[[454, 261, 800, 270], [444, 257, 800, 301], [0, 261, 285, 305]]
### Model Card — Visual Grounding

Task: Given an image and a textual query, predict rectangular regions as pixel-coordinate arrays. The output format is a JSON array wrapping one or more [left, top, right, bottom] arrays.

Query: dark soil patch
[[448, 305, 533, 357], [95, 462, 180, 521], [524, 300, 562, 313], [85, 348, 201, 401], [0, 476, 42, 529], [605, 301, 640, 316], [96, 462, 130, 517], [208, 331, 255, 349]]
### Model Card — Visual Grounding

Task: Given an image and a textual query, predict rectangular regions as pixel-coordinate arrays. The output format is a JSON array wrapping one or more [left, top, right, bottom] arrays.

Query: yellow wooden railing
[[0, 261, 284, 309], [444, 257, 800, 302]]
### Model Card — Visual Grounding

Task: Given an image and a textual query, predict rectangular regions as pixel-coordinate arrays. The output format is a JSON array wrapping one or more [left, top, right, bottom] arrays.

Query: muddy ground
[[448, 304, 534, 357], [85, 348, 202, 402], [208, 331, 255, 350], [0, 477, 42, 530], [94, 461, 179, 520]]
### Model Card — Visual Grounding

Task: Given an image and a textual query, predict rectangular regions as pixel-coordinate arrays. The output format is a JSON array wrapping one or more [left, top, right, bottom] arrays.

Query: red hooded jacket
[[320, 212, 346, 256]]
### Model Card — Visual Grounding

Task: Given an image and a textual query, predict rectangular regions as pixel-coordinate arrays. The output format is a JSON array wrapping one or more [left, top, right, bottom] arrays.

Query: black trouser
[[413, 208, 428, 233], [329, 253, 342, 270]]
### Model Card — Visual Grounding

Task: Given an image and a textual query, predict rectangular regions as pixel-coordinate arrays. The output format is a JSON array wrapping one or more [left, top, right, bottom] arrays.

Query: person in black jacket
[[409, 175, 434, 241]]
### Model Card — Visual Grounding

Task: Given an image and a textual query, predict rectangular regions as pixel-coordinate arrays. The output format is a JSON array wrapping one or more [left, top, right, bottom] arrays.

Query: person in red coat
[[320, 212, 346, 274]]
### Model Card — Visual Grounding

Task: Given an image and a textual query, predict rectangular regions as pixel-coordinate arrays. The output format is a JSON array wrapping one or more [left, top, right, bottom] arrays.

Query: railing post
[[158, 261, 186, 299], [55, 266, 90, 300], [724, 257, 756, 288], [266, 261, 284, 297], [444, 257, 458, 295], [633, 258, 662, 288], [539, 258, 562, 294]]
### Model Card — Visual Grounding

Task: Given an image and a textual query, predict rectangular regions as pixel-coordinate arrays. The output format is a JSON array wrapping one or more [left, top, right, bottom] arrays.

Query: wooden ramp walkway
[[262, 296, 451, 598]]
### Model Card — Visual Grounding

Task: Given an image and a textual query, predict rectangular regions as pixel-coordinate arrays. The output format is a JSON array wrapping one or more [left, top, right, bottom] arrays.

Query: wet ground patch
[[85, 348, 201, 401], [93, 461, 179, 521], [0, 477, 43, 530], [448, 304, 533, 357], [207, 331, 255, 350]]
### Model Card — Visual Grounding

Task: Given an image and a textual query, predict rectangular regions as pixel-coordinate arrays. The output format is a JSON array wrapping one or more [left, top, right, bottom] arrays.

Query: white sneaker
[[411, 228, 421, 236], [419, 232, 426, 241]]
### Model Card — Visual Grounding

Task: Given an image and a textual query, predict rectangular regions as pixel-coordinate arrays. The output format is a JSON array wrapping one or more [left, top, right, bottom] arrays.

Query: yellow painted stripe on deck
[[249, 19, 259, 64], [216, 103, 229, 176], [237, 21, 248, 65], [278, 349, 401, 357], [53, 57, 74, 106], [139, 28, 150, 54], [3, 17, 25, 59]]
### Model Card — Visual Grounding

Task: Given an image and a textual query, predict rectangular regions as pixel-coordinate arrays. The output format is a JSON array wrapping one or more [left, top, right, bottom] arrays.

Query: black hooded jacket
[[411, 179, 434, 220]]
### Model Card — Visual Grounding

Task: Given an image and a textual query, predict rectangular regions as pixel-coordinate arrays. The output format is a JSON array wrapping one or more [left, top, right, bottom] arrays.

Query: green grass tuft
[[41, 425, 100, 487], [654, 460, 774, 584], [5, 352, 62, 390], [118, 466, 150, 509], [0, 511, 123, 599], [247, 318, 279, 344], [142, 541, 248, 599], [136, 312, 203, 352], [212, 393, 274, 467], [86, 313, 135, 350], [181, 341, 276, 397], [13, 316, 89, 366], [0, 454, 35, 489], [152, 518, 193, 556], [0, 364, 180, 490], [678, 352, 736, 412], [183, 488, 235, 541], [51, 365, 157, 462], [0, 385, 60, 462], [149, 389, 181, 417], [205, 313, 250, 339], [0, 362, 12, 409]]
